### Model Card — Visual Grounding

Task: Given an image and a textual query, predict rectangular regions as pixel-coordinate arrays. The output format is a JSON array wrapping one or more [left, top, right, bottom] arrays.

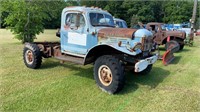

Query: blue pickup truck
[[23, 6, 158, 94]]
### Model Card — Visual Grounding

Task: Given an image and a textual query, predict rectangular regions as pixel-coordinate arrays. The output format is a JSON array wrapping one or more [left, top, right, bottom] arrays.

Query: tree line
[[0, 0, 199, 42], [80, 0, 199, 27]]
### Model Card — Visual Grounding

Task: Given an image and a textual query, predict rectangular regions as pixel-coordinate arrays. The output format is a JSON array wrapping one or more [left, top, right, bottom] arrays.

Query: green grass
[[0, 29, 200, 112]]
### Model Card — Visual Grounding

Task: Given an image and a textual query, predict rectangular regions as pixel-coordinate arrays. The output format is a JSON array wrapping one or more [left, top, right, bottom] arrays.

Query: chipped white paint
[[68, 32, 87, 46], [135, 60, 148, 72], [134, 55, 158, 72], [145, 55, 158, 64]]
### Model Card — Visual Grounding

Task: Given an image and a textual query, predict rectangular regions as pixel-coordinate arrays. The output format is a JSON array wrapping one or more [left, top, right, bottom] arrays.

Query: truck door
[[60, 12, 97, 56], [153, 25, 163, 44], [156, 25, 167, 44]]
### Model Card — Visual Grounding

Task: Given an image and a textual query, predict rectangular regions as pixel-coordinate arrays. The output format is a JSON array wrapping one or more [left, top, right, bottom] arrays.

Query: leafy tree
[[122, 0, 156, 26], [1, 0, 199, 40], [0, 8, 8, 28], [162, 0, 193, 23], [43, 0, 78, 29], [0, 0, 67, 43], [80, 0, 108, 8], [104, 0, 125, 18], [149, 1, 164, 22], [130, 14, 139, 28]]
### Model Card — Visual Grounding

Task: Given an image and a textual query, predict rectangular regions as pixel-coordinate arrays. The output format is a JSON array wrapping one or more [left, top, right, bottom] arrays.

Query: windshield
[[116, 21, 123, 28], [89, 13, 115, 27], [115, 21, 128, 28], [161, 25, 166, 31], [123, 21, 128, 28]]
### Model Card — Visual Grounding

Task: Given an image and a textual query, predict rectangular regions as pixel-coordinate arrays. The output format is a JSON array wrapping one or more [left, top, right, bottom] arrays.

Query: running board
[[54, 55, 84, 65]]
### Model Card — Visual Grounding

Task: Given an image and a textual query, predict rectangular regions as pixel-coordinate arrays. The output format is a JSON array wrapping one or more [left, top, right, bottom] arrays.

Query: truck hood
[[98, 28, 137, 39]]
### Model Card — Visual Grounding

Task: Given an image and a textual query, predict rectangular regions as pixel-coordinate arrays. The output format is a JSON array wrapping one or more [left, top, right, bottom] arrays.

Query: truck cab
[[60, 6, 115, 56]]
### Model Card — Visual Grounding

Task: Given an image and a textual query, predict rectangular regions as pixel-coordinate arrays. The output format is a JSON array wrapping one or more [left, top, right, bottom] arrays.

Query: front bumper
[[134, 54, 158, 72]]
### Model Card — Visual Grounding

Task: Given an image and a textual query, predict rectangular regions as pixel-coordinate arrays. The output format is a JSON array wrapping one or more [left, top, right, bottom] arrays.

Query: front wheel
[[94, 55, 125, 94]]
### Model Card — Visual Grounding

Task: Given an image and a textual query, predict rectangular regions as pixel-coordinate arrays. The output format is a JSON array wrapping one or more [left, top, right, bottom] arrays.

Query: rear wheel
[[179, 44, 184, 50], [165, 40, 180, 51], [174, 38, 185, 51], [23, 43, 42, 69], [94, 55, 125, 94]]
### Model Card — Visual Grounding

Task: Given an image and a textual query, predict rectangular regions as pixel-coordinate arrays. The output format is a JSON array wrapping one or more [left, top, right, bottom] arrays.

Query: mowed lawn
[[0, 29, 200, 112]]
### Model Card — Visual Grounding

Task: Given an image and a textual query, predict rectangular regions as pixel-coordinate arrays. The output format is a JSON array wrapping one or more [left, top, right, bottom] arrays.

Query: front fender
[[165, 31, 186, 39], [83, 44, 142, 65]]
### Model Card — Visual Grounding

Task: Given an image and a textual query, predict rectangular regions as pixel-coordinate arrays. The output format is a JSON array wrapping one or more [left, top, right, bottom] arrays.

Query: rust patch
[[98, 28, 137, 39], [53, 46, 62, 57], [35, 42, 60, 58], [141, 37, 153, 51]]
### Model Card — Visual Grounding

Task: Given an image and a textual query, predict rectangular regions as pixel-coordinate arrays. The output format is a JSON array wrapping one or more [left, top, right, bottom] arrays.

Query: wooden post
[[190, 0, 198, 41]]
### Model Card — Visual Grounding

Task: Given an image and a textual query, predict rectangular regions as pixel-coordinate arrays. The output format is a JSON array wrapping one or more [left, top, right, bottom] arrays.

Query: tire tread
[[23, 43, 42, 69], [94, 55, 125, 94]]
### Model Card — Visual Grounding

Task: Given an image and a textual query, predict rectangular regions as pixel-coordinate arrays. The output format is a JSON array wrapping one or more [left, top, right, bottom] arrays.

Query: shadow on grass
[[179, 48, 190, 52], [40, 59, 94, 80], [40, 59, 170, 94], [119, 67, 170, 94], [170, 56, 181, 64], [158, 46, 190, 53], [174, 47, 190, 54], [40, 60, 60, 69]]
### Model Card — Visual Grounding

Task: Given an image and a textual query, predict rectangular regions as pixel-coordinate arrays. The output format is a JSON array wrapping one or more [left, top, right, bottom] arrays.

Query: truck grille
[[141, 37, 153, 51]]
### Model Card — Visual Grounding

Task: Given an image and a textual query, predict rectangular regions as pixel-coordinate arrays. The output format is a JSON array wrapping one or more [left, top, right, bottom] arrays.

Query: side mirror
[[56, 28, 60, 37]]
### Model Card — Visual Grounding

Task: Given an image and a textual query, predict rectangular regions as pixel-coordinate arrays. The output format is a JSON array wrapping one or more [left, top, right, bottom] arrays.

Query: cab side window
[[66, 13, 76, 27], [150, 25, 159, 32], [65, 13, 85, 33], [150, 25, 155, 31]]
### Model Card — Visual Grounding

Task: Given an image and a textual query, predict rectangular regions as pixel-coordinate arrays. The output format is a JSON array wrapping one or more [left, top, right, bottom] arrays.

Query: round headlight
[[126, 42, 142, 52]]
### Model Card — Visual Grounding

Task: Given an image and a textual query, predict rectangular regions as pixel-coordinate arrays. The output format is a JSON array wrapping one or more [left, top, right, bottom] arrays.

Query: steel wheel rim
[[25, 50, 34, 64], [98, 65, 113, 86]]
